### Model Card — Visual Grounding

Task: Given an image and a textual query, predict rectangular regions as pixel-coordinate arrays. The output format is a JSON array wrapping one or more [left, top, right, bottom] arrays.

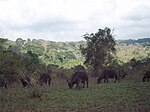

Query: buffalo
[[67, 70, 89, 89], [97, 69, 120, 83], [0, 78, 7, 89], [118, 69, 128, 79], [143, 71, 150, 82], [38, 74, 51, 86], [20, 75, 31, 87]]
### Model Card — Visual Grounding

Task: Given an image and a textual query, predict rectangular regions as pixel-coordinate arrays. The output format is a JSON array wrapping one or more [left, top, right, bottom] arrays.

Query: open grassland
[[0, 79, 150, 112]]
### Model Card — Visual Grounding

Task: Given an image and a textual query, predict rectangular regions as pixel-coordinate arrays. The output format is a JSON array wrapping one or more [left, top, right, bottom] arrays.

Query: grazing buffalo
[[97, 69, 120, 83], [20, 75, 31, 87], [38, 74, 51, 86], [143, 71, 150, 82], [119, 69, 128, 79], [0, 78, 7, 89], [67, 71, 89, 89]]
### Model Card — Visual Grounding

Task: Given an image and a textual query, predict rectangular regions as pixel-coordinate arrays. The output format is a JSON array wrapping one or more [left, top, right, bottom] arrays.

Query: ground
[[0, 79, 150, 112]]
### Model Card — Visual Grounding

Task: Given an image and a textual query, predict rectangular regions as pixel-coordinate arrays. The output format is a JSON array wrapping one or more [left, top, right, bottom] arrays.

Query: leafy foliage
[[0, 37, 150, 79], [80, 27, 116, 75]]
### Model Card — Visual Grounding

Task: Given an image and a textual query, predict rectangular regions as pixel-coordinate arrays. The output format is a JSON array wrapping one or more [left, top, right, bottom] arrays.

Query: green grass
[[0, 80, 150, 112]]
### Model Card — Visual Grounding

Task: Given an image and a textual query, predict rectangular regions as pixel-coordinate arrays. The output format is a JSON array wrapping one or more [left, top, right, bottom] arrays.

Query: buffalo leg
[[118, 77, 120, 83], [4, 82, 7, 89], [48, 79, 51, 85], [106, 78, 109, 83], [104, 79, 106, 83], [114, 77, 117, 83], [76, 80, 80, 89], [86, 80, 88, 88], [82, 81, 85, 88], [4, 85, 7, 89], [76, 83, 79, 89]]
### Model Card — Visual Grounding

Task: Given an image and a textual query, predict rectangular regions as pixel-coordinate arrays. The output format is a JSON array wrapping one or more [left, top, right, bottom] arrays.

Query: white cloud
[[0, 0, 150, 41]]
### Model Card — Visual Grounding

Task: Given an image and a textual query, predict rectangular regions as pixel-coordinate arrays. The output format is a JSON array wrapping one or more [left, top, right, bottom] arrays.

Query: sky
[[0, 0, 150, 42]]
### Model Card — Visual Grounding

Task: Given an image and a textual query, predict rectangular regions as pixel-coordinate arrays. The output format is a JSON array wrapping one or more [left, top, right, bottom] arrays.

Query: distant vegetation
[[1, 38, 150, 68], [0, 37, 150, 78], [117, 38, 150, 46]]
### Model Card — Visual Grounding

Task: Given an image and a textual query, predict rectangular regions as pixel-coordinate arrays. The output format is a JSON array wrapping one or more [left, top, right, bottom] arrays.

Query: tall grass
[[0, 79, 150, 112]]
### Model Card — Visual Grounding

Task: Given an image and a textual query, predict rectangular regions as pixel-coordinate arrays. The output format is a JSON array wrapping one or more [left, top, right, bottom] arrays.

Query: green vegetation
[[1, 38, 149, 69], [0, 37, 150, 79], [116, 45, 150, 63], [0, 35, 150, 111], [81, 27, 116, 76], [0, 80, 150, 111]]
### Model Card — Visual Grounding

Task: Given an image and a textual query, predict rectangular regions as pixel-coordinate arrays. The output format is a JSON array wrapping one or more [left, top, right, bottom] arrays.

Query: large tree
[[80, 27, 116, 76]]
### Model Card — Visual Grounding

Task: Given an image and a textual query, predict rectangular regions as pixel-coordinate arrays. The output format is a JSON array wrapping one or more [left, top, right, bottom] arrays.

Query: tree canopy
[[80, 27, 116, 76]]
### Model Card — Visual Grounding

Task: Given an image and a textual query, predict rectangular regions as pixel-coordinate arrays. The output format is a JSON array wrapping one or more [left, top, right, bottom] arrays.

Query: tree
[[15, 38, 26, 48], [80, 27, 116, 76], [23, 50, 40, 73], [0, 38, 8, 49], [0, 39, 24, 79]]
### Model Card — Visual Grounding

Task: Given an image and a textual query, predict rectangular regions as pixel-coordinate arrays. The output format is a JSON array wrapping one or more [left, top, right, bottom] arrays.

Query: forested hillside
[[0, 37, 149, 79], [1, 38, 150, 69], [117, 38, 150, 46]]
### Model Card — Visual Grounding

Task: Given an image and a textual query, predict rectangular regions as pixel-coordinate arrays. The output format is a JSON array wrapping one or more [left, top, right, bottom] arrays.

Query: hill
[[1, 37, 150, 69], [117, 38, 150, 46]]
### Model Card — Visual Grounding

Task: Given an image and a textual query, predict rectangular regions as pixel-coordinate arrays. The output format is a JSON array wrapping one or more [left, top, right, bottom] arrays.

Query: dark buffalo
[[38, 74, 51, 86], [67, 71, 89, 89], [143, 71, 150, 82], [118, 69, 128, 79], [20, 75, 31, 87], [97, 69, 120, 83], [0, 78, 7, 89]]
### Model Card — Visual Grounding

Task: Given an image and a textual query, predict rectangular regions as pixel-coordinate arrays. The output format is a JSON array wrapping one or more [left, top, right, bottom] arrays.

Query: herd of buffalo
[[0, 69, 150, 89]]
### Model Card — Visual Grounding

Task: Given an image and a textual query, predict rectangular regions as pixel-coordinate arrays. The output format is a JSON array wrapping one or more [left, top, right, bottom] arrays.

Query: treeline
[[0, 38, 43, 81], [117, 38, 150, 46], [0, 37, 150, 80], [12, 38, 150, 65], [0, 38, 85, 82], [1, 37, 150, 68]]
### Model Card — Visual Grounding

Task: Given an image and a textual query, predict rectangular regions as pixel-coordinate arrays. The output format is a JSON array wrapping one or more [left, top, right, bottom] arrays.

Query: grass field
[[0, 79, 150, 112]]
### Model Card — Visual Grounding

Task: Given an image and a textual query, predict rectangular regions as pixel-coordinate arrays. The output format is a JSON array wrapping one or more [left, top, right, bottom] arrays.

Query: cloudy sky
[[0, 0, 150, 41]]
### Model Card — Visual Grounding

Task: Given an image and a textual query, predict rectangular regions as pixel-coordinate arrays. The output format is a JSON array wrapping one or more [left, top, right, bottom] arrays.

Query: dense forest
[[0, 37, 150, 79]]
